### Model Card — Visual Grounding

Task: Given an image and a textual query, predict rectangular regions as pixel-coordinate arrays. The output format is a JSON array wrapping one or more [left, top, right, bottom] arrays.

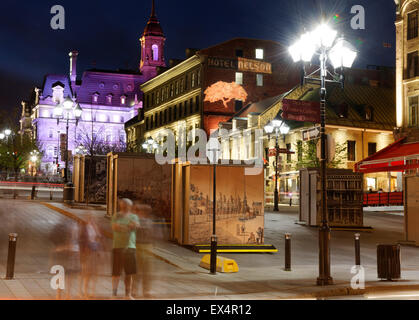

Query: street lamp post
[[207, 136, 221, 275], [54, 97, 82, 184], [264, 120, 290, 212], [289, 23, 357, 286]]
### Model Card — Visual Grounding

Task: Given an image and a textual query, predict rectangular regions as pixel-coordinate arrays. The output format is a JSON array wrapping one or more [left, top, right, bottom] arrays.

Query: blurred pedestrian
[[53, 222, 82, 300], [132, 203, 154, 299], [111, 198, 140, 300], [80, 213, 104, 299]]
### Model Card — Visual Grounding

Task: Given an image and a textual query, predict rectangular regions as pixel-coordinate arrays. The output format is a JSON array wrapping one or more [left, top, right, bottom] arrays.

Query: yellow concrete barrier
[[199, 254, 239, 273]]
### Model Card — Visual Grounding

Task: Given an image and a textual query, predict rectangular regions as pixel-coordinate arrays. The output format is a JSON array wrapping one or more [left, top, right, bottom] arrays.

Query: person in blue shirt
[[111, 198, 140, 299]]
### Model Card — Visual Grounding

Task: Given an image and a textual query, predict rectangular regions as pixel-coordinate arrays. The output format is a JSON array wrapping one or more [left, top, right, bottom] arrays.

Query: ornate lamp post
[[264, 120, 290, 212], [54, 97, 83, 184], [289, 23, 357, 286]]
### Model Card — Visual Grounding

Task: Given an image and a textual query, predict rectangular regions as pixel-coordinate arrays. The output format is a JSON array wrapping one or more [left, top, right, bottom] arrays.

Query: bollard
[[285, 233, 292, 271], [31, 186, 36, 200], [50, 190, 53, 201], [210, 234, 217, 274], [6, 233, 18, 280], [355, 233, 361, 266]]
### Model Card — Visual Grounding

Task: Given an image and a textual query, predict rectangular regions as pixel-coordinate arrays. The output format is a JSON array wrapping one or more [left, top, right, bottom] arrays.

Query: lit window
[[256, 74, 263, 87], [106, 95, 112, 105], [367, 178, 377, 191], [119, 131, 125, 142], [152, 44, 159, 61], [191, 73, 196, 87], [235, 72, 243, 85], [92, 94, 99, 104], [121, 96, 126, 105], [256, 49, 264, 60], [409, 96, 418, 127]]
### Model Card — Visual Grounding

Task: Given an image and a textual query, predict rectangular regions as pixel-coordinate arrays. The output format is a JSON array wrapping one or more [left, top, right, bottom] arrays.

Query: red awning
[[355, 138, 419, 174]]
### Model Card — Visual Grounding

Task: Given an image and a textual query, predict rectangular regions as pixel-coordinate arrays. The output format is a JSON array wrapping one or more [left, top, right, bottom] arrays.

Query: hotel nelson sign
[[208, 57, 272, 74]]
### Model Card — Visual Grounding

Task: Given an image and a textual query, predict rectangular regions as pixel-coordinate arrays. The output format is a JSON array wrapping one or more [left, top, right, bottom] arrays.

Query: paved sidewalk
[[35, 201, 419, 300]]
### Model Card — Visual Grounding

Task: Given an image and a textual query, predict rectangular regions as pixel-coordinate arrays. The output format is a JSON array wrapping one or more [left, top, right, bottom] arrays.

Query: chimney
[[69, 51, 79, 88]]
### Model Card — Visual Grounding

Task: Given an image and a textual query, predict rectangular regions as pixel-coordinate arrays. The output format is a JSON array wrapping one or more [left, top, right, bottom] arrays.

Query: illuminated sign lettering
[[208, 57, 272, 74], [238, 57, 272, 74]]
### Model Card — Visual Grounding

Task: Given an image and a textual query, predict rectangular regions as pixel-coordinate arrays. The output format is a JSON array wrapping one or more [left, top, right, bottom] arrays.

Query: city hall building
[[20, 1, 166, 174], [125, 38, 301, 151]]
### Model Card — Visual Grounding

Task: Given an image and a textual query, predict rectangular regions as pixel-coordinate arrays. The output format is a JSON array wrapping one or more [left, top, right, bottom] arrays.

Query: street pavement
[[1, 198, 419, 300]]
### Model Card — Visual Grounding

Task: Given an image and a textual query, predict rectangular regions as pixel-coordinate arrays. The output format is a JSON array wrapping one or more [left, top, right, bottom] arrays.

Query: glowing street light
[[264, 120, 290, 212], [142, 137, 158, 153], [53, 97, 83, 184], [289, 22, 357, 286]]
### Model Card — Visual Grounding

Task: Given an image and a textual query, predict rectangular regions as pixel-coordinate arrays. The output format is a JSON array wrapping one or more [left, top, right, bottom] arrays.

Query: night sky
[[0, 0, 396, 113]]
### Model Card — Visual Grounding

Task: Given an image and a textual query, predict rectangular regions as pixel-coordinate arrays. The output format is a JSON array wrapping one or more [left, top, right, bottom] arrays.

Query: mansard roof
[[74, 70, 145, 106]]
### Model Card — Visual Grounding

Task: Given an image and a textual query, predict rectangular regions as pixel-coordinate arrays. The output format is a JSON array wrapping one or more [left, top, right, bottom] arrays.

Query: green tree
[[0, 128, 41, 180], [294, 139, 347, 170]]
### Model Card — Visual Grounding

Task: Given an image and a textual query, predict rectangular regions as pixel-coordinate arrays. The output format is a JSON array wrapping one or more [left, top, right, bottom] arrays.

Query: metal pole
[[317, 52, 333, 286], [355, 233, 361, 266], [274, 135, 279, 212], [210, 162, 217, 274], [6, 233, 18, 280], [65, 118, 69, 183], [285, 233, 292, 271]]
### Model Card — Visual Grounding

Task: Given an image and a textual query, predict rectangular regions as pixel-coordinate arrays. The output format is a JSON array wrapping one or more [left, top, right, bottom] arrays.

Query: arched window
[[152, 44, 159, 61]]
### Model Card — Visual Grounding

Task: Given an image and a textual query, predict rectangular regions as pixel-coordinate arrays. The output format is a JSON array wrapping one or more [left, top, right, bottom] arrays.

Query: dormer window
[[121, 95, 127, 105], [106, 94, 113, 105], [52, 82, 65, 104], [92, 93, 99, 104], [365, 106, 374, 121]]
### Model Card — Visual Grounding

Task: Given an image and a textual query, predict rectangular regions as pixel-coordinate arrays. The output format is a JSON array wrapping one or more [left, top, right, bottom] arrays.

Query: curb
[[40, 202, 184, 270], [288, 283, 419, 300]]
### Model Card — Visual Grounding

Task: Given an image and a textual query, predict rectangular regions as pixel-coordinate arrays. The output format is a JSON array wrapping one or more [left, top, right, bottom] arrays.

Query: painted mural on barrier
[[188, 165, 264, 245], [116, 158, 171, 221]]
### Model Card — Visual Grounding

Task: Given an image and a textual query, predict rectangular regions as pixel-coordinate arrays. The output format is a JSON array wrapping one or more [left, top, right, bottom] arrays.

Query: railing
[[363, 192, 403, 207]]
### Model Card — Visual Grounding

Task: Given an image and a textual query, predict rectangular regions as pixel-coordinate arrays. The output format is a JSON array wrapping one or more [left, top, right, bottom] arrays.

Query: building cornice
[[140, 55, 203, 92]]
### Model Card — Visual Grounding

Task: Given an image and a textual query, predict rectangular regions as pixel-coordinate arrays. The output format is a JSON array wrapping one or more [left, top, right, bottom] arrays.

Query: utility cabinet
[[299, 168, 364, 227]]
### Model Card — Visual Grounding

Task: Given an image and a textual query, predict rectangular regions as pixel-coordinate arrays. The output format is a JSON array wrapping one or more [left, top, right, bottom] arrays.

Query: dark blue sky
[[0, 0, 396, 111]]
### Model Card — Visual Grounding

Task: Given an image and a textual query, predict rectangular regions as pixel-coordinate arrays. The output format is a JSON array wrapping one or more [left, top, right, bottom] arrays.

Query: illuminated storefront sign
[[208, 57, 272, 74]]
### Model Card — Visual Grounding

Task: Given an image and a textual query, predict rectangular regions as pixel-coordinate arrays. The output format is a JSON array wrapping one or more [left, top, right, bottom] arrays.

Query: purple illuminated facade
[[20, 1, 166, 174]]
